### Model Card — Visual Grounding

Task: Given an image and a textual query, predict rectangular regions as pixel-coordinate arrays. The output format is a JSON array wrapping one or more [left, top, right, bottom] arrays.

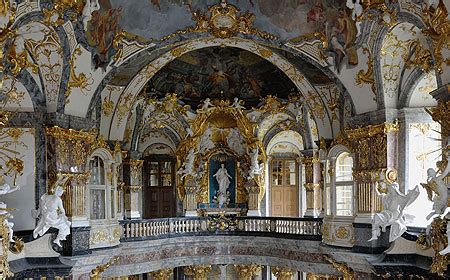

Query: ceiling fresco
[[110, 0, 356, 42], [145, 47, 298, 108]]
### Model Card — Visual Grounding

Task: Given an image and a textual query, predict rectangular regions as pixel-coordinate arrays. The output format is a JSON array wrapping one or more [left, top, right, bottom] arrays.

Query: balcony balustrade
[[120, 216, 322, 241]]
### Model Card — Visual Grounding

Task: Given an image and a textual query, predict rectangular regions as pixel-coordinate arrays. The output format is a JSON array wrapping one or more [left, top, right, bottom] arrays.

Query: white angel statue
[[199, 98, 214, 111], [82, 0, 100, 31], [177, 149, 197, 179], [421, 162, 450, 219], [346, 0, 363, 36], [369, 181, 420, 242], [33, 179, 71, 247]]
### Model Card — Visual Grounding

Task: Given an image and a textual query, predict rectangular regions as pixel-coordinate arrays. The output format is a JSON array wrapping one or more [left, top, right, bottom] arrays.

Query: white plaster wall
[[1, 128, 36, 231]]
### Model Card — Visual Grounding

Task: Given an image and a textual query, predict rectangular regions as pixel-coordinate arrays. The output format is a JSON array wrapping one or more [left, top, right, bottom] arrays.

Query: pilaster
[[233, 264, 261, 280], [302, 152, 322, 217], [44, 126, 96, 255], [123, 159, 143, 219]]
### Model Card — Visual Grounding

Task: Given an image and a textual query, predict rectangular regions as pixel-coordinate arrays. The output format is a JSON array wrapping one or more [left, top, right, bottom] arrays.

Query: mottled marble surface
[[67, 236, 342, 278]]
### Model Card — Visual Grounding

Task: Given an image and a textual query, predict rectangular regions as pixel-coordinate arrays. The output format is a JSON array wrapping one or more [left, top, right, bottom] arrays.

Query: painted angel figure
[[369, 181, 420, 242], [421, 161, 450, 219], [232, 97, 245, 110], [33, 183, 71, 247]]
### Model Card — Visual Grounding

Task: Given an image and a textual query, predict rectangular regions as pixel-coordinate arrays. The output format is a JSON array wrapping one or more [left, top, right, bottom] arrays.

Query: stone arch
[[106, 37, 334, 141]]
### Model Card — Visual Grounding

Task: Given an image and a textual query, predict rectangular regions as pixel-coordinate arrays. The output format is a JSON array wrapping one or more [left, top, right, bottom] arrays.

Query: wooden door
[[144, 157, 175, 218], [270, 159, 298, 217]]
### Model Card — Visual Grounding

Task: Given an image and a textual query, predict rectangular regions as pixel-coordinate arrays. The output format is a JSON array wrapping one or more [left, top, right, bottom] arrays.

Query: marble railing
[[120, 216, 322, 241]]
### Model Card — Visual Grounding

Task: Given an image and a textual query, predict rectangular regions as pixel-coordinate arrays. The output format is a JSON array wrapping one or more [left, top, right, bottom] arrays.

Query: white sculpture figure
[[213, 163, 231, 207], [346, 0, 363, 37], [226, 128, 246, 156], [177, 149, 196, 179], [197, 128, 215, 154], [33, 184, 71, 247], [232, 97, 245, 110], [368, 181, 420, 242], [249, 146, 263, 178], [0, 181, 20, 196], [421, 162, 450, 220], [82, 0, 100, 31], [0, 202, 14, 243], [199, 98, 214, 111]]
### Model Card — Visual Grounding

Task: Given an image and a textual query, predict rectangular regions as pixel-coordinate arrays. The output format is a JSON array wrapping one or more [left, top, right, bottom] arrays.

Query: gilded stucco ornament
[[421, 0, 449, 73], [271, 267, 296, 280], [184, 265, 212, 280], [176, 98, 265, 204], [42, 0, 85, 26], [355, 47, 376, 98], [233, 264, 261, 280], [90, 256, 119, 280], [416, 217, 448, 277], [161, 0, 278, 41], [66, 47, 94, 104], [148, 268, 173, 280], [323, 255, 355, 280]]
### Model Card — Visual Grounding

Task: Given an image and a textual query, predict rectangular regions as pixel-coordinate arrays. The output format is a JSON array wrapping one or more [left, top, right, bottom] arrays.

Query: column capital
[[148, 268, 173, 280], [271, 266, 296, 280]]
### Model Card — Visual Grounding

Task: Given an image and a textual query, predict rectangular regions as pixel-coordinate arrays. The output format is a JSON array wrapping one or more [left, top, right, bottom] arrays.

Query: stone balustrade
[[120, 216, 322, 241]]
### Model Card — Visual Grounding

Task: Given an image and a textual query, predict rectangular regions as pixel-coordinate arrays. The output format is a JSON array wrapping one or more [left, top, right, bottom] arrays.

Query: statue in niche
[[33, 181, 71, 247], [369, 180, 420, 242], [0, 201, 14, 243], [421, 162, 450, 220], [248, 146, 263, 178], [177, 149, 197, 179], [213, 163, 231, 207]]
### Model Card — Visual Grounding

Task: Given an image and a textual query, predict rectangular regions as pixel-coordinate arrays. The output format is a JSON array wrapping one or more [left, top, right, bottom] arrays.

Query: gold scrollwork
[[271, 267, 296, 280], [66, 47, 94, 103], [355, 47, 376, 97], [148, 268, 173, 280], [184, 265, 212, 280], [161, 1, 278, 41], [90, 256, 119, 280], [323, 255, 355, 280]]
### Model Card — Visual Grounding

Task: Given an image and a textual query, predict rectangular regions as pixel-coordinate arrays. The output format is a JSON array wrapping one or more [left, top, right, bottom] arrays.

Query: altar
[[176, 99, 266, 217]]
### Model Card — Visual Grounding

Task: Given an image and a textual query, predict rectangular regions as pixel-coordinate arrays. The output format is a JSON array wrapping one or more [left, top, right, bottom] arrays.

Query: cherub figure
[[232, 97, 245, 110], [199, 98, 214, 112]]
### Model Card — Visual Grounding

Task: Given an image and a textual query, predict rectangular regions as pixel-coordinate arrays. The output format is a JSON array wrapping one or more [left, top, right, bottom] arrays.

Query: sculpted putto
[[369, 179, 420, 242], [33, 179, 71, 247], [248, 146, 263, 178]]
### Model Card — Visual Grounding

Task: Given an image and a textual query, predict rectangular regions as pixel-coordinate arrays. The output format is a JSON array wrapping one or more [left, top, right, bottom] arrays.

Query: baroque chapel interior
[[0, 0, 449, 279]]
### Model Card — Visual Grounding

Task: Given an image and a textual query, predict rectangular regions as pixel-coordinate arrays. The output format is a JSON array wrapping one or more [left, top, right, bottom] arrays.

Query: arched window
[[335, 152, 353, 217], [89, 156, 106, 220]]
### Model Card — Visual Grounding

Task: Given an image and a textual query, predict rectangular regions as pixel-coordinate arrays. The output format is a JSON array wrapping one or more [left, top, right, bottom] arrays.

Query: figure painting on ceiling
[[86, 5, 122, 69], [147, 47, 295, 108]]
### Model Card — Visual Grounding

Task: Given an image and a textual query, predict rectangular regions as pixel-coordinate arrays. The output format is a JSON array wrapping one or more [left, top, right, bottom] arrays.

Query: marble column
[[246, 179, 261, 216], [148, 268, 173, 280], [123, 159, 143, 219], [234, 264, 261, 280], [184, 265, 212, 280], [271, 267, 295, 280], [346, 122, 399, 252], [303, 152, 322, 217], [45, 126, 96, 255]]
